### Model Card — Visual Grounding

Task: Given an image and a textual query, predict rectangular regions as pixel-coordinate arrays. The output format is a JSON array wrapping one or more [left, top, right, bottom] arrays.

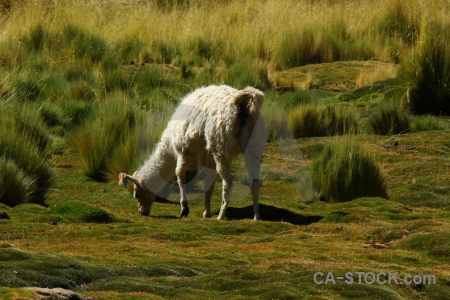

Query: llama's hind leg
[[216, 162, 232, 220], [203, 180, 215, 218], [202, 167, 217, 218], [251, 179, 261, 220], [176, 156, 190, 218]]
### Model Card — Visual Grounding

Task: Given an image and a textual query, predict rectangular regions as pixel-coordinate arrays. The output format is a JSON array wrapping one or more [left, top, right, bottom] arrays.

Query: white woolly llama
[[119, 85, 266, 220]]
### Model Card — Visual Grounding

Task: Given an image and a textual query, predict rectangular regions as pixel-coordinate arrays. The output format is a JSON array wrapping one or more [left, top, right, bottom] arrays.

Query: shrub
[[101, 69, 130, 93], [276, 29, 326, 69], [50, 201, 117, 223], [68, 94, 141, 181], [288, 104, 326, 137], [133, 66, 165, 93], [39, 103, 72, 129], [24, 24, 46, 52], [311, 137, 388, 203], [1, 102, 51, 156], [411, 115, 445, 132], [0, 123, 53, 205], [376, 0, 418, 45], [69, 79, 95, 101], [190, 37, 219, 61], [274, 24, 373, 69], [119, 37, 145, 62], [225, 61, 270, 91], [0, 157, 34, 207], [63, 24, 107, 63], [399, 20, 450, 115], [261, 105, 291, 142], [369, 102, 411, 135], [288, 104, 359, 138], [12, 75, 42, 101]]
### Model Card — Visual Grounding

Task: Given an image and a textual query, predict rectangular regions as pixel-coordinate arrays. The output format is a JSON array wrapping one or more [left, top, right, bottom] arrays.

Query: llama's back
[[162, 85, 264, 162]]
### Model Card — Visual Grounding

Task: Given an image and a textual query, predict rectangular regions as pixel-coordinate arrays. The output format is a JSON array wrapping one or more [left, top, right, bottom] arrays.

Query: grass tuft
[[369, 102, 411, 135], [312, 137, 388, 203], [288, 104, 359, 138], [68, 94, 145, 181], [63, 24, 107, 63], [0, 103, 53, 206], [399, 20, 450, 115], [0, 158, 34, 207], [50, 201, 117, 223], [411, 115, 446, 132]]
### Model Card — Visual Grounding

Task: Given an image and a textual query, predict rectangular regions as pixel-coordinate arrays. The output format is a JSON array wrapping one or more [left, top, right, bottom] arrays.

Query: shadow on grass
[[225, 204, 322, 225], [152, 215, 179, 220]]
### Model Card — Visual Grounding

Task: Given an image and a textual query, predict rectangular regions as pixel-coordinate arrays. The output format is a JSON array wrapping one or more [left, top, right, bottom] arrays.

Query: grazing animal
[[118, 85, 266, 220]]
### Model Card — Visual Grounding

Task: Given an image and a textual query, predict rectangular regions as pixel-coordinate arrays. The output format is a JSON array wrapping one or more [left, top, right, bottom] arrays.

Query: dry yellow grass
[[355, 63, 399, 89], [1, 0, 449, 70]]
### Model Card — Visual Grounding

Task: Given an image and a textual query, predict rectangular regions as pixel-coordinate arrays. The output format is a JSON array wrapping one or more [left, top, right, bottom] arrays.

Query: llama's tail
[[234, 87, 266, 153], [234, 86, 264, 119], [234, 87, 267, 182]]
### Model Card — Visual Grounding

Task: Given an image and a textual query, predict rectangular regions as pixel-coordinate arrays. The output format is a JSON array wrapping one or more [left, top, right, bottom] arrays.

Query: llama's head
[[118, 172, 155, 216]]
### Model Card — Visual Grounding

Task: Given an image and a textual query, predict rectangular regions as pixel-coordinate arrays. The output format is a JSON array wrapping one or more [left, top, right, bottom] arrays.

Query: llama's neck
[[138, 141, 176, 196]]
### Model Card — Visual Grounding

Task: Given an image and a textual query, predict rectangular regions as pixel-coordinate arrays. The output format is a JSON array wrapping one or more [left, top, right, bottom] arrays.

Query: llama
[[118, 85, 266, 220]]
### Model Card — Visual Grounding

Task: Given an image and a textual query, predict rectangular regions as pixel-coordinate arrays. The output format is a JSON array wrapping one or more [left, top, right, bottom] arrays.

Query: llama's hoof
[[253, 215, 261, 221], [180, 206, 190, 218], [203, 211, 211, 218]]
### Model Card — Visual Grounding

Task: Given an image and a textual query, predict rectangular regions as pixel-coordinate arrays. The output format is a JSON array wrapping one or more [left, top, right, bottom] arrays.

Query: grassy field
[[0, 0, 450, 299]]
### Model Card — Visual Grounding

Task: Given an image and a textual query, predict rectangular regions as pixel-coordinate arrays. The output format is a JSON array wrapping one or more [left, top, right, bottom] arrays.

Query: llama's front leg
[[217, 164, 232, 220], [251, 179, 261, 220], [176, 159, 189, 218], [203, 180, 215, 218]]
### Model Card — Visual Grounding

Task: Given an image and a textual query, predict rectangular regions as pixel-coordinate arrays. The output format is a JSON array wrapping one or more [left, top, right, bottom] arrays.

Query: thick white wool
[[138, 85, 265, 195]]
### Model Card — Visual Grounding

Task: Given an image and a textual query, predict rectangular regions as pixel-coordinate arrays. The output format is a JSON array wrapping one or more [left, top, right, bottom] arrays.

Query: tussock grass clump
[[375, 1, 419, 46], [0, 128, 53, 205], [68, 95, 140, 181], [312, 137, 388, 203], [224, 61, 270, 91], [50, 201, 117, 223], [411, 115, 445, 132], [288, 104, 359, 138], [38, 103, 72, 130], [261, 105, 291, 142], [63, 24, 107, 63], [399, 20, 450, 115], [275, 27, 347, 69], [0, 103, 51, 155], [369, 102, 411, 135], [0, 103, 53, 206], [403, 232, 450, 258], [0, 157, 34, 207]]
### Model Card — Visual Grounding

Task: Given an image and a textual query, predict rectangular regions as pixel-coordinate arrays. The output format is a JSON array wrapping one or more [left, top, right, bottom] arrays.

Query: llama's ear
[[128, 173, 145, 190], [118, 173, 128, 188], [119, 173, 144, 189]]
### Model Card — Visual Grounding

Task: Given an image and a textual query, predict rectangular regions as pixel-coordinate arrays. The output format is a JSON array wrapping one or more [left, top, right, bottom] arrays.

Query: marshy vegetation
[[0, 0, 449, 299]]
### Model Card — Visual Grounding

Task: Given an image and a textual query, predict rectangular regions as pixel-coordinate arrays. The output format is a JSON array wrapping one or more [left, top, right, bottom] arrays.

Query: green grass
[[0, 287, 36, 300], [1, 136, 450, 299]]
